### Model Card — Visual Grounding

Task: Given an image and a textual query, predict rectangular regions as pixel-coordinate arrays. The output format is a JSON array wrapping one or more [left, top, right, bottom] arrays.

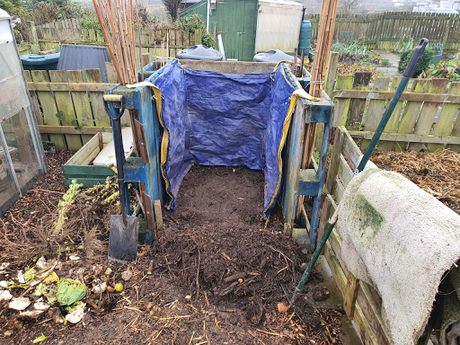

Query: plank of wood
[[348, 130, 460, 145], [105, 62, 119, 84], [65, 133, 102, 166], [24, 70, 47, 141], [348, 72, 372, 129], [380, 76, 405, 151], [49, 70, 82, 150], [31, 70, 66, 149], [339, 126, 363, 170], [361, 77, 390, 151], [67, 70, 95, 144], [356, 282, 392, 345], [333, 75, 354, 126], [408, 78, 449, 151], [27, 82, 116, 92], [337, 155, 353, 188], [353, 303, 381, 345], [395, 78, 426, 151], [432, 82, 460, 152], [332, 89, 460, 103], [325, 51, 339, 96], [85, 69, 111, 128], [343, 272, 359, 320], [39, 125, 112, 135], [325, 128, 344, 195]]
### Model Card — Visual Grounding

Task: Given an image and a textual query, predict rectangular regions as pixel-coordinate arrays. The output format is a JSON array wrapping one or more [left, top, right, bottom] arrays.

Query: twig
[[196, 249, 201, 298]]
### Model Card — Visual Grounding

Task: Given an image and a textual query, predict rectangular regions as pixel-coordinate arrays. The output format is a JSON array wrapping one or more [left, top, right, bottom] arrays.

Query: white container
[[255, 0, 304, 54]]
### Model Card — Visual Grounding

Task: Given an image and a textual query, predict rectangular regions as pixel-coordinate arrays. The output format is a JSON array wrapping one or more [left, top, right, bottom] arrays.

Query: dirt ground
[[0, 152, 346, 344]]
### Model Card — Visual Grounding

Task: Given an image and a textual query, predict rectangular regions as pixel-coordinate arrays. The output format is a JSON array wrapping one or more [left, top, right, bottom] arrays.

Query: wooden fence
[[33, 19, 197, 61], [318, 126, 392, 344], [25, 64, 126, 151], [331, 72, 460, 153], [307, 12, 460, 52]]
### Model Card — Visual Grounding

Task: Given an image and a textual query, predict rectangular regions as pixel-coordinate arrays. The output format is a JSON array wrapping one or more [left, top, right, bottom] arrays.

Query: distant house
[[179, 0, 304, 61]]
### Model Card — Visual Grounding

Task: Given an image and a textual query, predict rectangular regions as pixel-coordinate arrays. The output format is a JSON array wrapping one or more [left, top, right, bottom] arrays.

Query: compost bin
[[149, 59, 294, 217]]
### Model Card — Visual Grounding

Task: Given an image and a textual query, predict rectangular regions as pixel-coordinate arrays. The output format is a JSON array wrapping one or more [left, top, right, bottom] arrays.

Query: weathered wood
[[105, 62, 119, 84], [27, 82, 116, 92], [361, 77, 390, 151], [333, 75, 354, 126], [23, 70, 46, 141], [325, 128, 344, 195], [343, 272, 360, 320], [348, 72, 372, 129], [348, 131, 460, 145], [31, 70, 66, 149], [409, 78, 449, 151], [380, 76, 404, 151], [339, 126, 363, 170], [154, 199, 163, 230], [432, 82, 460, 152], [325, 51, 339, 96], [38, 125, 112, 135], [66, 70, 95, 144], [49, 70, 82, 150], [85, 69, 111, 128], [395, 79, 426, 151], [65, 132, 109, 166], [333, 89, 460, 103]]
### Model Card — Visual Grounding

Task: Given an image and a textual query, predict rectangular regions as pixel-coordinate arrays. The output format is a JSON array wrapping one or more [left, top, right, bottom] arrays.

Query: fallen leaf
[[32, 334, 46, 343]]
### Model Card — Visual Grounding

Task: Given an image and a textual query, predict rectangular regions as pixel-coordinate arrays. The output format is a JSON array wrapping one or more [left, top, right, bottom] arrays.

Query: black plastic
[[403, 38, 429, 78]]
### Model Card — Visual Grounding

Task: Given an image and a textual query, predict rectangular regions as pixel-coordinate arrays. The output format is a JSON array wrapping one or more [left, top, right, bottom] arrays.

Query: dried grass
[[372, 149, 460, 214]]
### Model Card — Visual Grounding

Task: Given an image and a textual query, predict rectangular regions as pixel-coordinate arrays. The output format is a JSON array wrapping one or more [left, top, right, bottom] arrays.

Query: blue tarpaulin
[[151, 60, 295, 217]]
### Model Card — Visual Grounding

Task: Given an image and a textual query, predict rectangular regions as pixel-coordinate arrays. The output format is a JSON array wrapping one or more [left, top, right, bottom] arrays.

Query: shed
[[179, 0, 304, 61]]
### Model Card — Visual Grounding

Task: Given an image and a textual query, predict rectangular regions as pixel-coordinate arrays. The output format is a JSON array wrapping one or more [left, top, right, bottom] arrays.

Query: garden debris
[[372, 149, 460, 214], [121, 269, 133, 281], [35, 257, 47, 270], [19, 310, 44, 321], [43, 272, 59, 284], [33, 301, 50, 311], [92, 280, 107, 294], [0, 153, 348, 344], [32, 334, 46, 343], [56, 279, 86, 306], [0, 289, 12, 301], [9, 297, 31, 311], [65, 302, 86, 324]]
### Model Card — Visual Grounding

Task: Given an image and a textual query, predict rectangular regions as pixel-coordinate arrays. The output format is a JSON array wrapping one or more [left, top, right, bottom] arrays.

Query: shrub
[[175, 15, 216, 49], [398, 48, 434, 78]]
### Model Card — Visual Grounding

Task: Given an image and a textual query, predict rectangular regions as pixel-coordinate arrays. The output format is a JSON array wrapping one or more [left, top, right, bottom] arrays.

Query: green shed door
[[216, 0, 257, 61]]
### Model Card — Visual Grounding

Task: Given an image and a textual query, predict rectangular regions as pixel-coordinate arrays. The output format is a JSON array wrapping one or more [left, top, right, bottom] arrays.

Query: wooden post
[[195, 29, 202, 45], [325, 51, 339, 96], [26, 21, 40, 54]]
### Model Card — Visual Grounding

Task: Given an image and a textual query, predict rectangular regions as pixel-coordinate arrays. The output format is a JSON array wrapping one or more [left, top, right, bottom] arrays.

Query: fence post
[[375, 14, 385, 49], [195, 29, 202, 45], [325, 51, 339, 96], [26, 21, 40, 54]]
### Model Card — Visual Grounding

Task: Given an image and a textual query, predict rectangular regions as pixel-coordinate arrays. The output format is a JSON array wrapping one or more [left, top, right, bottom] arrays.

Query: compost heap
[[0, 152, 345, 344]]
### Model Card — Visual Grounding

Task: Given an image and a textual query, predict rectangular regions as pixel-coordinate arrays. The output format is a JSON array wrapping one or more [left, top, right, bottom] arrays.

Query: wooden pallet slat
[[49, 70, 82, 150], [431, 82, 460, 152], [66, 70, 95, 145], [30, 70, 66, 149], [408, 78, 449, 151]]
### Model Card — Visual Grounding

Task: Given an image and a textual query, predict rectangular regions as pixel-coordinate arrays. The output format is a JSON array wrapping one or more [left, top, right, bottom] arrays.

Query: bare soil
[[0, 153, 346, 344]]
